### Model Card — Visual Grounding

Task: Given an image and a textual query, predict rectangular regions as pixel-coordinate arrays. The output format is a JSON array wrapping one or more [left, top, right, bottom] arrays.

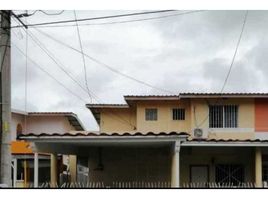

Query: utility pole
[[0, 10, 11, 187]]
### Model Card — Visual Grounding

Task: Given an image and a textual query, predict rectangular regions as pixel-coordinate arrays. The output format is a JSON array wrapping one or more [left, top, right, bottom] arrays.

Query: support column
[[69, 155, 77, 182], [23, 160, 27, 187], [34, 153, 39, 188], [13, 159, 17, 188], [171, 141, 180, 188], [50, 153, 58, 187], [255, 147, 262, 187]]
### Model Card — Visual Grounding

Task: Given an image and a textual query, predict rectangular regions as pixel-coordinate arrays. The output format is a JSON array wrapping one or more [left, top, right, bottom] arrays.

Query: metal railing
[[27, 181, 171, 188], [182, 182, 268, 188]]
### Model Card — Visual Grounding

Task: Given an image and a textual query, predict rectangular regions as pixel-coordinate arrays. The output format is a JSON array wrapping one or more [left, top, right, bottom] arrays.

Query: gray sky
[[11, 10, 268, 130]]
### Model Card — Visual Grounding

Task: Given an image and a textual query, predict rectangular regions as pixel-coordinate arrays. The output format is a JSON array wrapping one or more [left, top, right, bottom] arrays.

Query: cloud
[[11, 10, 268, 130]]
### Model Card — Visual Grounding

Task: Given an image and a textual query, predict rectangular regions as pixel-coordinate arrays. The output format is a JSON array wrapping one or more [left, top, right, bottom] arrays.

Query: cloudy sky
[[10, 10, 268, 130]]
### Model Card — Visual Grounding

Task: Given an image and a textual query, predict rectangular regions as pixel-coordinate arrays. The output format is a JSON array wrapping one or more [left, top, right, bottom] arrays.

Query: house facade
[[11, 110, 84, 187], [19, 93, 268, 188]]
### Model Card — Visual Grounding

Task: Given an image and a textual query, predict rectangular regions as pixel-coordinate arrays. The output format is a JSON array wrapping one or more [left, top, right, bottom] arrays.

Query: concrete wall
[[189, 98, 255, 139], [136, 100, 191, 133], [86, 146, 171, 185], [26, 116, 74, 134], [99, 98, 256, 140], [100, 108, 136, 132], [180, 147, 255, 184], [11, 113, 74, 138]]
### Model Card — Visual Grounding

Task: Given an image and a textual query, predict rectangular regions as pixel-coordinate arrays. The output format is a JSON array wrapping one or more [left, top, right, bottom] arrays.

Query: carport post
[[50, 153, 58, 187], [34, 153, 39, 188], [171, 141, 180, 188], [13, 158, 17, 187]]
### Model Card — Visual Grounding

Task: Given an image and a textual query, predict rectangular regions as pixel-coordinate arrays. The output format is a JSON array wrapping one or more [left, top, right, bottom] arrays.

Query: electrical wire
[[12, 42, 88, 103], [11, 10, 176, 28], [193, 10, 249, 130], [24, 10, 28, 134], [34, 28, 175, 94], [17, 10, 65, 18], [73, 10, 92, 103], [11, 19, 136, 128], [30, 10, 205, 28], [35, 10, 65, 16]]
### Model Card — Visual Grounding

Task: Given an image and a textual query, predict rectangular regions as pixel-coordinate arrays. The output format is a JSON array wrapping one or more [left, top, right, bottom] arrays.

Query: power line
[[29, 10, 205, 28], [12, 42, 87, 103], [16, 10, 65, 18], [33, 10, 65, 16], [34, 28, 175, 94], [194, 10, 249, 129], [73, 10, 92, 103], [11, 23, 136, 128], [11, 10, 176, 28], [220, 10, 248, 93]]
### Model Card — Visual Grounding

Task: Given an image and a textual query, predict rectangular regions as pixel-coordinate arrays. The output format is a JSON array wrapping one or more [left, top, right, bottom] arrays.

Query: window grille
[[209, 105, 238, 128], [172, 108, 185, 120], [263, 164, 268, 182], [215, 164, 244, 186], [145, 108, 157, 121]]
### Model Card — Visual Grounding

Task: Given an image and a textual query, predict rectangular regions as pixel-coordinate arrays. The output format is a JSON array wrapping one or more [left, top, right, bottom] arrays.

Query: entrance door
[[190, 165, 209, 183]]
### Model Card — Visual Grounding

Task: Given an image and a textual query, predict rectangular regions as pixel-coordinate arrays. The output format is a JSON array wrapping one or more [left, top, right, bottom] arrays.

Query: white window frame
[[209, 105, 238, 128]]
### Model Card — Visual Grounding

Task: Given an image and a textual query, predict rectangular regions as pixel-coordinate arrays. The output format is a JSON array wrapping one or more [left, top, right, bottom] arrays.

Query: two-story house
[[19, 93, 268, 188]]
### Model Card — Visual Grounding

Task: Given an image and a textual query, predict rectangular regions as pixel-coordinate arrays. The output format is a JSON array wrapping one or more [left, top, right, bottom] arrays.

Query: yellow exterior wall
[[189, 98, 255, 139], [100, 108, 136, 132], [136, 100, 191, 133], [87, 146, 171, 185], [99, 98, 255, 140], [180, 147, 255, 184]]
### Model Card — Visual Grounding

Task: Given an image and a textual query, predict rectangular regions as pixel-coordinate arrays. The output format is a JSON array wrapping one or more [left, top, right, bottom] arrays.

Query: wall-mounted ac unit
[[194, 128, 203, 138]]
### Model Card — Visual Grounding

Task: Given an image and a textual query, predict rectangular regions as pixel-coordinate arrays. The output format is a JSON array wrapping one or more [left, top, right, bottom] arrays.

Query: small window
[[172, 108, 185, 120], [145, 108, 157, 121]]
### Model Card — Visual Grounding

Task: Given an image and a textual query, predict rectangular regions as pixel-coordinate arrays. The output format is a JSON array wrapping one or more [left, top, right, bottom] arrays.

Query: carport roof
[[18, 131, 189, 140]]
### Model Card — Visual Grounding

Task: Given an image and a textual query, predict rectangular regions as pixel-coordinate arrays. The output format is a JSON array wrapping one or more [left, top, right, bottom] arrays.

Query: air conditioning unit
[[194, 128, 203, 138]]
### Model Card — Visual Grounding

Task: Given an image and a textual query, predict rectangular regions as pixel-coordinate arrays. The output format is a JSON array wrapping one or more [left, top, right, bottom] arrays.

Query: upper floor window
[[209, 105, 238, 128], [145, 108, 157, 121], [172, 108, 185, 120]]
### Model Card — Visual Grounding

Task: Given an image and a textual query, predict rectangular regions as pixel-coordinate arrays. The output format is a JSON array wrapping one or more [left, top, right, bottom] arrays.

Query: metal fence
[[25, 181, 268, 188], [181, 182, 268, 188], [27, 181, 171, 188]]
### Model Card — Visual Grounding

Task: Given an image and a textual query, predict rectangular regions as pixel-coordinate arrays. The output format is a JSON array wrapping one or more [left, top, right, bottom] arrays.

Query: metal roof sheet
[[18, 131, 189, 139]]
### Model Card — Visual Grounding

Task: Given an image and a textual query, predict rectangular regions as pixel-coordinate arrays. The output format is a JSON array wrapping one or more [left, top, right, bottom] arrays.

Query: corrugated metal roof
[[86, 104, 129, 108], [28, 112, 75, 115], [18, 131, 189, 138], [179, 93, 268, 98], [187, 138, 268, 142]]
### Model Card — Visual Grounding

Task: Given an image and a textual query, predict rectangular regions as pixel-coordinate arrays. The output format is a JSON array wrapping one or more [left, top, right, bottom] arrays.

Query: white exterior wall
[[26, 116, 73, 134], [11, 113, 75, 139]]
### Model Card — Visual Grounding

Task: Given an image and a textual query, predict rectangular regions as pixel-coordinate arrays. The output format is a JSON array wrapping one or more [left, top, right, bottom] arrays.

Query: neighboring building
[[11, 110, 84, 187], [19, 93, 268, 188]]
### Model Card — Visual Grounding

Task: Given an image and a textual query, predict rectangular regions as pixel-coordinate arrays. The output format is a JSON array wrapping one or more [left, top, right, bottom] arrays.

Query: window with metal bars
[[145, 108, 157, 121], [172, 108, 185, 120], [263, 164, 268, 182], [215, 164, 244, 186], [209, 105, 238, 128]]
